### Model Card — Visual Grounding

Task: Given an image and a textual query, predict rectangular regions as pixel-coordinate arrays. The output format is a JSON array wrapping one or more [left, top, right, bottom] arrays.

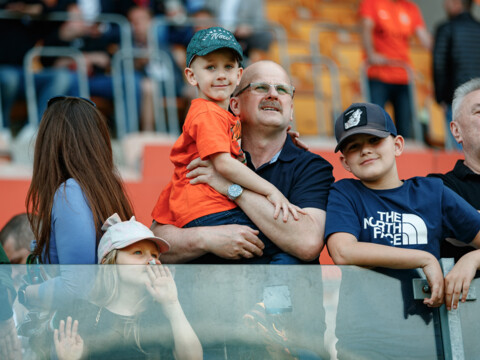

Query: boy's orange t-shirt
[[359, 0, 426, 84], [151, 98, 244, 227]]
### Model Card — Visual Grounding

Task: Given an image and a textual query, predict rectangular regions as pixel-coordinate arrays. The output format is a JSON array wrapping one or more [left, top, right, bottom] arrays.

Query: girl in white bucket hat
[[53, 214, 202, 360]]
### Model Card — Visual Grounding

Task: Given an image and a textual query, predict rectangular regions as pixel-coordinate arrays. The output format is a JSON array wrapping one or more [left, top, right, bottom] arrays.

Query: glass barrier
[[458, 276, 480, 360], [0, 264, 467, 359]]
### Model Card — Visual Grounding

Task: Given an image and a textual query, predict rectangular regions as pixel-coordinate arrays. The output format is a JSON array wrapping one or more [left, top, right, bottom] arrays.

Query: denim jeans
[[184, 207, 301, 264], [368, 79, 413, 138], [0, 65, 74, 130]]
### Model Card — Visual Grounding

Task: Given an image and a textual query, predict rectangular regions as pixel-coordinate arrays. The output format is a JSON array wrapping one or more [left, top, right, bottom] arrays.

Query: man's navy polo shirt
[[245, 135, 334, 211], [428, 159, 480, 259]]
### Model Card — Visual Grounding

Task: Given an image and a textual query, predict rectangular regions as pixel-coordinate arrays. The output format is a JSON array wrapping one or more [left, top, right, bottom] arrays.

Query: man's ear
[[230, 96, 240, 116], [236, 68, 243, 86], [184, 67, 197, 86], [340, 154, 352, 173], [450, 120, 463, 145], [394, 135, 405, 156]]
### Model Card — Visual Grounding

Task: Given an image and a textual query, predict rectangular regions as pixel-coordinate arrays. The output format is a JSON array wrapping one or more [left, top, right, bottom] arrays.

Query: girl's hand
[[267, 190, 306, 222], [53, 317, 84, 360], [146, 265, 179, 306]]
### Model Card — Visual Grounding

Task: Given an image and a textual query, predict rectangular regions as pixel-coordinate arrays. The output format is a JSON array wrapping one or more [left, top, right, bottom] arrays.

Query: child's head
[[98, 213, 170, 264], [185, 27, 243, 106], [335, 103, 404, 185]]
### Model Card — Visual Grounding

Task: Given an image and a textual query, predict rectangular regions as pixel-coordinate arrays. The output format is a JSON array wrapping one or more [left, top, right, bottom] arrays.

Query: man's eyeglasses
[[234, 82, 295, 97], [47, 96, 96, 108]]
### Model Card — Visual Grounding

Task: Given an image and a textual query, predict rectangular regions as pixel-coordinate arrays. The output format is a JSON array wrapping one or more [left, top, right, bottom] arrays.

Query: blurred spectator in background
[[197, 0, 273, 64], [360, 0, 432, 140], [433, 0, 480, 150], [0, 0, 74, 139], [126, 3, 193, 131], [42, 2, 144, 134], [0, 213, 33, 264]]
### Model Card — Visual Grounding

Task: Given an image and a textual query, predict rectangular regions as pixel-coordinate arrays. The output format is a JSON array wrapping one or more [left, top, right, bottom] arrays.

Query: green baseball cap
[[186, 26, 243, 67]]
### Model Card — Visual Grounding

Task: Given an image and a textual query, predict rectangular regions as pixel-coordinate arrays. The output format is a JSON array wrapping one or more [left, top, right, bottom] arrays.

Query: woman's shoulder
[[52, 178, 91, 217], [54, 178, 86, 202]]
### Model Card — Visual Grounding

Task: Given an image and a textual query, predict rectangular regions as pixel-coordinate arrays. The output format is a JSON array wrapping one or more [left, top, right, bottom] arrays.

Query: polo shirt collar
[[453, 159, 479, 179], [245, 135, 300, 171]]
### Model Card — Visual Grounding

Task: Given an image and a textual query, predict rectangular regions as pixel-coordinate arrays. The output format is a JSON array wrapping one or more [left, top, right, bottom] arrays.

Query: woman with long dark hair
[[22, 96, 134, 309]]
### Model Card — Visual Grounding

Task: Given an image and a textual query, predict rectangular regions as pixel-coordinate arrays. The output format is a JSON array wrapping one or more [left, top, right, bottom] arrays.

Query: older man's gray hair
[[452, 78, 480, 120]]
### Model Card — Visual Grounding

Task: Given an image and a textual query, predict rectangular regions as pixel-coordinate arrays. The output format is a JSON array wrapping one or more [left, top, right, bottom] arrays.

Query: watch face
[[228, 184, 243, 199]]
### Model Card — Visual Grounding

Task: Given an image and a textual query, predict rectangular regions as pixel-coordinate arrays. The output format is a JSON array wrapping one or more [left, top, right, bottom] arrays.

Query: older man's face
[[233, 62, 294, 131], [455, 89, 480, 157]]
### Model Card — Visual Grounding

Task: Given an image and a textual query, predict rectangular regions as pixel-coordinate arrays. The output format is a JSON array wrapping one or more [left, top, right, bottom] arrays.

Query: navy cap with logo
[[186, 26, 244, 67], [334, 102, 397, 153]]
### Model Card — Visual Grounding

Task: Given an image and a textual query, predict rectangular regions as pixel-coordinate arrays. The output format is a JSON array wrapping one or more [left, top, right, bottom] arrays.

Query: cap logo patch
[[202, 29, 233, 42], [344, 106, 367, 130]]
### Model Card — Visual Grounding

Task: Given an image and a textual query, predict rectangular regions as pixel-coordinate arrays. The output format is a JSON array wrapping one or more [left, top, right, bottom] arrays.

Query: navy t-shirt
[[325, 177, 480, 259]]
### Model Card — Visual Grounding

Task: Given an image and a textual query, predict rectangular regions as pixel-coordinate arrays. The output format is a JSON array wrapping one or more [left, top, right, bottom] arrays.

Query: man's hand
[[186, 157, 229, 195], [368, 52, 389, 65], [202, 224, 264, 260], [444, 250, 480, 310]]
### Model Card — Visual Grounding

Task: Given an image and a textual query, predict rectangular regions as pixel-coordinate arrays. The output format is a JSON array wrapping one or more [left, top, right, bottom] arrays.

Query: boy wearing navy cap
[[326, 102, 480, 310], [152, 27, 303, 264]]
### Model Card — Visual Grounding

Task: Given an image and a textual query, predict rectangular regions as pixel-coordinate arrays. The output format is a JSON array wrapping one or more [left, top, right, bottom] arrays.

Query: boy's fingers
[[282, 204, 289, 222], [273, 204, 281, 219], [289, 205, 299, 220]]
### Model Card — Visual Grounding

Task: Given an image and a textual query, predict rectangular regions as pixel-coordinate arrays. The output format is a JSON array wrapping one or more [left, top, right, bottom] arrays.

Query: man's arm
[[187, 158, 326, 262], [328, 232, 444, 307], [416, 26, 432, 51], [235, 191, 325, 261], [151, 222, 264, 264], [361, 17, 387, 65]]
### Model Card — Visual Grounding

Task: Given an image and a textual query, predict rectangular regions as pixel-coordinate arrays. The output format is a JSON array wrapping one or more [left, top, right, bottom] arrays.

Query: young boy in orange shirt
[[152, 27, 302, 264]]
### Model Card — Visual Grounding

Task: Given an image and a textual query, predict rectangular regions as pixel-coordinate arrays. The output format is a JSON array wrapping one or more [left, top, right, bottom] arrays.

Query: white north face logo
[[344, 109, 363, 129], [364, 211, 428, 246]]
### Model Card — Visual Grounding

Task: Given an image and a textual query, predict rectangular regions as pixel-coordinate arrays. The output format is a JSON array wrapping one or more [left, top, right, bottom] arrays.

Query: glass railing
[[0, 264, 477, 359]]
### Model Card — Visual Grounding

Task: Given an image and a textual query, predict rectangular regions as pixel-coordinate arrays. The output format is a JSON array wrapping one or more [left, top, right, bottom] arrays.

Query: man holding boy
[[325, 102, 480, 309], [151, 60, 334, 263]]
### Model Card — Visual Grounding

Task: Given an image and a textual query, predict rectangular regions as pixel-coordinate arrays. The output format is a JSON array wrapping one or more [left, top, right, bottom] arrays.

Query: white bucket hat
[[97, 213, 170, 264]]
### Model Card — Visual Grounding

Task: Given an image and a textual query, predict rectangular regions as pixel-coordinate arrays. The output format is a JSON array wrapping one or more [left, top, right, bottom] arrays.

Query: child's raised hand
[[267, 190, 306, 222], [421, 259, 444, 308], [146, 265, 179, 306], [53, 317, 84, 360], [444, 250, 480, 310]]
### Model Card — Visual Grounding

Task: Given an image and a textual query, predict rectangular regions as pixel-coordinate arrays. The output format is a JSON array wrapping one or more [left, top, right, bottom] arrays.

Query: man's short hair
[[0, 213, 34, 251], [452, 78, 480, 120]]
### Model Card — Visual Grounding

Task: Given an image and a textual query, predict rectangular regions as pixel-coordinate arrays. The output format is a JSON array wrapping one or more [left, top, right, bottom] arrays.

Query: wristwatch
[[227, 184, 243, 201]]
